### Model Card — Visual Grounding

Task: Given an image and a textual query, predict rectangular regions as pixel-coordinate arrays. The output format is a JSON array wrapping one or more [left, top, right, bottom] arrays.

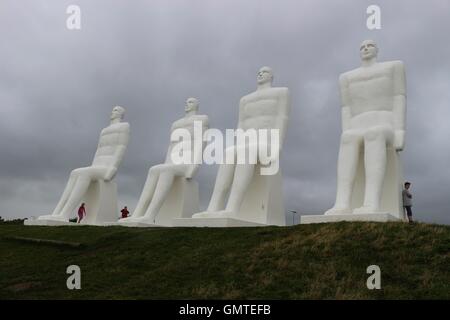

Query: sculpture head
[[111, 106, 125, 121], [257, 66, 273, 86], [360, 40, 378, 61], [185, 97, 199, 113]]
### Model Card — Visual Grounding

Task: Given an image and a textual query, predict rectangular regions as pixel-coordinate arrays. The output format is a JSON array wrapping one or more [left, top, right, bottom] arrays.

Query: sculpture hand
[[394, 130, 405, 151], [185, 164, 198, 179], [105, 167, 117, 181]]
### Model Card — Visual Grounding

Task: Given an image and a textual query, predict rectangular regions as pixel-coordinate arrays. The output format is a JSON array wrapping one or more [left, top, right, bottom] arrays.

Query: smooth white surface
[[24, 218, 78, 226], [33, 106, 130, 225], [301, 213, 398, 224], [119, 178, 199, 227], [324, 40, 407, 221], [79, 180, 118, 225], [118, 98, 208, 226], [173, 217, 267, 227], [191, 67, 289, 226]]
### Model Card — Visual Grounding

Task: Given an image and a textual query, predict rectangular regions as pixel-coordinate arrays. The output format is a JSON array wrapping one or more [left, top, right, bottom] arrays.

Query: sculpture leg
[[207, 163, 236, 212], [52, 175, 77, 216], [325, 132, 362, 215], [130, 168, 160, 218], [59, 176, 92, 219], [225, 164, 256, 213], [354, 128, 391, 213], [143, 171, 176, 222]]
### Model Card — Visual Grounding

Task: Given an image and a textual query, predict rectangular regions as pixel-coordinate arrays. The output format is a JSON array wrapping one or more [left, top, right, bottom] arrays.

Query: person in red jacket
[[77, 203, 86, 223], [121, 206, 130, 219]]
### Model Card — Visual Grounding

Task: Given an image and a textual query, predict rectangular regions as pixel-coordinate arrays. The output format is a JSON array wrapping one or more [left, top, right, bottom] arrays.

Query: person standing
[[402, 182, 413, 223], [77, 203, 86, 223], [121, 206, 130, 219]]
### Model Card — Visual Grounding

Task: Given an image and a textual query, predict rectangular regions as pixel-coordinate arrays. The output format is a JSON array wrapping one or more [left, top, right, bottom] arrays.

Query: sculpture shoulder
[[240, 87, 289, 103], [102, 122, 129, 135], [115, 122, 130, 133], [388, 60, 405, 73], [194, 114, 209, 126], [339, 69, 356, 81], [172, 115, 209, 129], [171, 118, 185, 129], [273, 87, 289, 97], [120, 122, 130, 129], [383, 60, 404, 68], [191, 114, 209, 122]]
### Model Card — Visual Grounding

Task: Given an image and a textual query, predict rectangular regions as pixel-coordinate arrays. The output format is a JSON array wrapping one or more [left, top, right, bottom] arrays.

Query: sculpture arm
[[164, 122, 178, 163], [186, 116, 209, 178], [105, 146, 126, 180], [105, 126, 130, 181], [274, 88, 290, 153], [237, 97, 245, 130], [339, 74, 352, 132], [262, 89, 290, 167], [393, 61, 407, 151], [164, 143, 174, 164]]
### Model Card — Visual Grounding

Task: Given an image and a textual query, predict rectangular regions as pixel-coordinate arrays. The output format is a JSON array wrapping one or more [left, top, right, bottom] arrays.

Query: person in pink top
[[77, 203, 86, 223]]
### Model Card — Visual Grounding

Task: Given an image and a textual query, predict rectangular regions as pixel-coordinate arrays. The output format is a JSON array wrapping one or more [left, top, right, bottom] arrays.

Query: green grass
[[0, 221, 449, 299]]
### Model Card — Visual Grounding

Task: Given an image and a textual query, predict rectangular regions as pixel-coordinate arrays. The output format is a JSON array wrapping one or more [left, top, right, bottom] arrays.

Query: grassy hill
[[0, 221, 449, 299]]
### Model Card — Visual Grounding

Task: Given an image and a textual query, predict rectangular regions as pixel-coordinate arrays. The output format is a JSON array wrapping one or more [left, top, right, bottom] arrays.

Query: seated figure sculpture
[[324, 40, 407, 218], [37, 106, 130, 224], [119, 98, 209, 226], [192, 67, 290, 225]]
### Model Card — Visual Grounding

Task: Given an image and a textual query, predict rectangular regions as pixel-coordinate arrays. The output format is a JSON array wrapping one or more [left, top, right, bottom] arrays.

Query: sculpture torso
[[342, 61, 402, 130], [239, 87, 289, 132], [92, 122, 130, 167], [167, 114, 208, 164]]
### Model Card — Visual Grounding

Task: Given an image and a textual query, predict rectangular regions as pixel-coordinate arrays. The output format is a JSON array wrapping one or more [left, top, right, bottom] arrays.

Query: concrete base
[[173, 217, 267, 227], [118, 178, 200, 227], [24, 218, 78, 226], [300, 213, 401, 224], [80, 180, 119, 225], [104, 221, 165, 228]]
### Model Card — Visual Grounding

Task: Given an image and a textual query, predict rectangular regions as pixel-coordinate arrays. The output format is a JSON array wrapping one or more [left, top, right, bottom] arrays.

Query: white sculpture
[[303, 40, 407, 223], [32, 106, 130, 225], [189, 67, 290, 226], [119, 98, 208, 226]]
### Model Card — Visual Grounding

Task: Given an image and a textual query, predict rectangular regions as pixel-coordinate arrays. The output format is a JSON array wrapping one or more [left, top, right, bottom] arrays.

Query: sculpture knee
[[71, 168, 85, 178], [215, 175, 232, 195], [159, 171, 174, 182], [364, 127, 390, 142], [341, 131, 360, 145], [148, 165, 162, 176], [224, 146, 237, 162]]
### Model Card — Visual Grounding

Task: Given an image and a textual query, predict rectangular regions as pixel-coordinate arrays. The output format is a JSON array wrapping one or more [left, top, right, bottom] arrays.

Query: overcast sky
[[1, 0, 449, 225]]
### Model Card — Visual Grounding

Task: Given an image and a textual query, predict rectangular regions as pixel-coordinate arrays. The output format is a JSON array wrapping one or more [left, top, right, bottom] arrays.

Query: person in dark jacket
[[121, 206, 130, 219], [402, 182, 413, 223]]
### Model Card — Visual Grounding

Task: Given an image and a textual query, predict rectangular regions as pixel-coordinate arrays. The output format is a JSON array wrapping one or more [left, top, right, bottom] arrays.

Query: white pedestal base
[[24, 218, 78, 226], [233, 167, 286, 226], [105, 221, 165, 228], [300, 213, 401, 224], [180, 165, 286, 228], [27, 180, 119, 226], [117, 178, 199, 227], [80, 180, 118, 225], [173, 217, 267, 227]]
